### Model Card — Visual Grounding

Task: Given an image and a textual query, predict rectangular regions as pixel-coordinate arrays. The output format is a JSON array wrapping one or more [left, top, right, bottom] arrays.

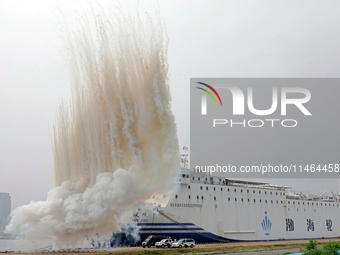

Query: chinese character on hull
[[326, 219, 333, 231], [286, 218, 294, 231], [307, 219, 314, 232]]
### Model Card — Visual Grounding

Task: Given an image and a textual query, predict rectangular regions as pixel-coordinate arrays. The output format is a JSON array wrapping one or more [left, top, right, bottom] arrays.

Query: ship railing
[[190, 180, 287, 190], [285, 197, 340, 202], [285, 194, 340, 202]]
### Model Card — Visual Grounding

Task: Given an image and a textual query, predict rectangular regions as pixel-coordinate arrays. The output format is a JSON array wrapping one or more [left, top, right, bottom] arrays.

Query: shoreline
[[3, 238, 340, 255]]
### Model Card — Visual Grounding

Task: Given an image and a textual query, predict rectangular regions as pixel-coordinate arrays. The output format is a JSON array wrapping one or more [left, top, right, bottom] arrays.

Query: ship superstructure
[[131, 168, 340, 243]]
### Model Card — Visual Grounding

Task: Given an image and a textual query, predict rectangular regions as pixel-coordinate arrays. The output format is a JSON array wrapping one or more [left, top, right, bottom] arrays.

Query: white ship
[[127, 168, 340, 244]]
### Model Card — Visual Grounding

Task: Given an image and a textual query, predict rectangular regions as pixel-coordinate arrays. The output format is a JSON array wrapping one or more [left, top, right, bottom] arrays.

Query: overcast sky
[[1, 0, 340, 210]]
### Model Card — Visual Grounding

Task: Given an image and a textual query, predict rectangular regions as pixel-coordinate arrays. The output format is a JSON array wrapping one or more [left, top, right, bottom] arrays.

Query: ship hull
[[130, 171, 340, 243]]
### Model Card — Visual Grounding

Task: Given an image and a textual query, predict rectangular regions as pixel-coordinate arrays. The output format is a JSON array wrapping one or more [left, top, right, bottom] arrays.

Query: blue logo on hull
[[261, 211, 272, 235]]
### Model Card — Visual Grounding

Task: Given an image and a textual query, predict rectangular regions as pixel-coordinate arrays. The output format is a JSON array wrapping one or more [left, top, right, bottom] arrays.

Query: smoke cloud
[[7, 2, 179, 249]]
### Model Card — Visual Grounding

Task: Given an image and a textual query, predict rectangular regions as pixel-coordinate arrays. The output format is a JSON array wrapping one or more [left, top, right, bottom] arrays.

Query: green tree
[[321, 241, 340, 255], [299, 239, 340, 255], [299, 239, 320, 254]]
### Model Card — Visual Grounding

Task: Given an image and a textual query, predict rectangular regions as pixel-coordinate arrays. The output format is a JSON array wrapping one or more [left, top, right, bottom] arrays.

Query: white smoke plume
[[7, 2, 180, 249]]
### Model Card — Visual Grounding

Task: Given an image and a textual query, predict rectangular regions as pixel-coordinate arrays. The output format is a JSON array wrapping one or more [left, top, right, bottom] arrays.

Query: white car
[[155, 239, 173, 248], [171, 238, 195, 248]]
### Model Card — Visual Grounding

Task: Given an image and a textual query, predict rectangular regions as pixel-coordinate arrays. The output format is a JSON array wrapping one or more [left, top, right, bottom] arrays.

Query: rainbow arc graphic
[[196, 82, 222, 106]]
